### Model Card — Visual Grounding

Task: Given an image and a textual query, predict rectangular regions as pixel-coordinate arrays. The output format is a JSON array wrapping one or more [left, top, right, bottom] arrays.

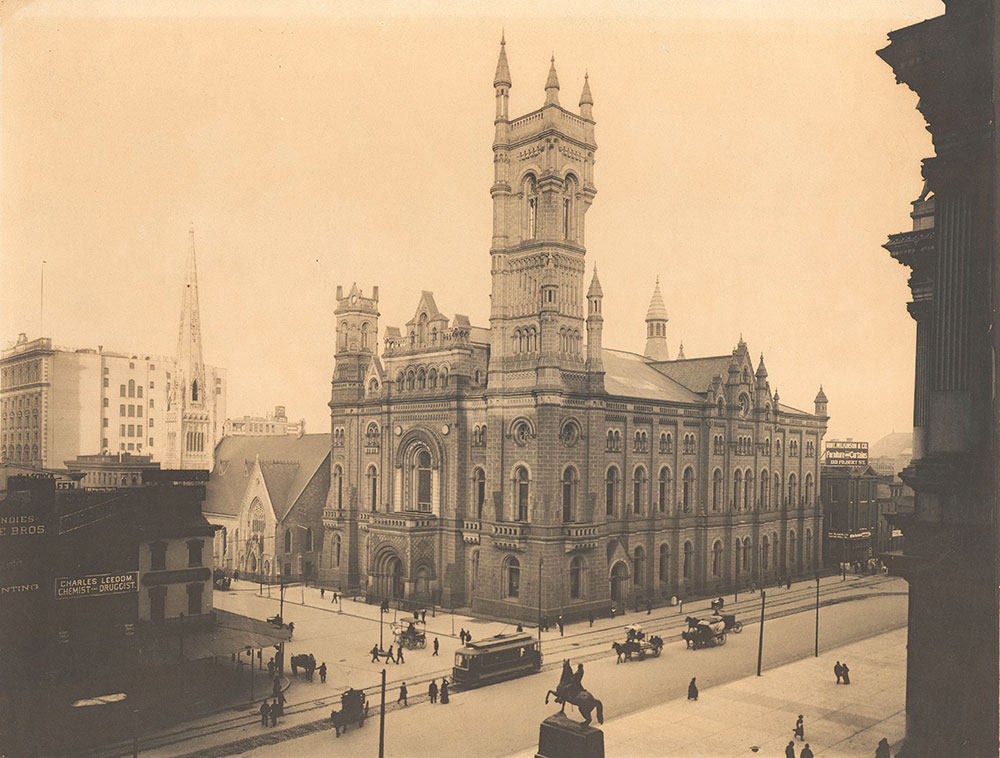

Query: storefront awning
[[137, 609, 290, 667]]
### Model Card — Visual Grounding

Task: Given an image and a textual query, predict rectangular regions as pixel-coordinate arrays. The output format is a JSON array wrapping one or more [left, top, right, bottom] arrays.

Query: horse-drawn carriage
[[213, 570, 232, 591], [612, 624, 664, 662], [713, 611, 743, 634], [290, 653, 317, 680], [330, 688, 369, 737], [391, 620, 426, 649], [682, 616, 727, 649]]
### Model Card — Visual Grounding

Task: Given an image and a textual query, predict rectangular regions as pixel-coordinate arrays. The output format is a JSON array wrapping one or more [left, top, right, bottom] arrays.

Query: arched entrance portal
[[610, 561, 630, 606], [372, 550, 405, 600]]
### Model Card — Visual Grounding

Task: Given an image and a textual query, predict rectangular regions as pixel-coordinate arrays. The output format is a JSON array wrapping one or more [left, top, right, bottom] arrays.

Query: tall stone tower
[[643, 277, 670, 361], [487, 38, 598, 390], [331, 284, 379, 405], [164, 227, 219, 470]]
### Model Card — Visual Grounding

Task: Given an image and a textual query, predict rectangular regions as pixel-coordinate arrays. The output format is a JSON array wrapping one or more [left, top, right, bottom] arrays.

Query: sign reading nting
[[825, 440, 869, 466], [55, 572, 138, 599]]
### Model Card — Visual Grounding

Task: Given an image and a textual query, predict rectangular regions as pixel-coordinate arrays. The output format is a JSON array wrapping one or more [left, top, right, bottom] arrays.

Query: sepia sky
[[0, 0, 943, 445]]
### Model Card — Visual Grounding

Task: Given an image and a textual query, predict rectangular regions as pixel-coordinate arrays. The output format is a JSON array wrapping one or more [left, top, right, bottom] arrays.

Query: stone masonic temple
[[321, 40, 828, 621]]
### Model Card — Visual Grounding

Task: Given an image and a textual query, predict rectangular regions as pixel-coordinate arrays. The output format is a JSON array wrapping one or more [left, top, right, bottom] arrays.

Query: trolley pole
[[814, 574, 820, 657], [756, 591, 766, 676], [378, 668, 386, 758]]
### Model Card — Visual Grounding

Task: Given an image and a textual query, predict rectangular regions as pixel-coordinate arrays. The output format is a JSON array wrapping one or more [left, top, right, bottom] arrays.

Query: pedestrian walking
[[834, 661, 843, 684], [646, 600, 652, 615], [841, 662, 851, 684], [588, 612, 594, 628], [875, 737, 891, 758], [275, 691, 286, 717], [398, 682, 408, 706], [270, 702, 279, 728], [786, 577, 792, 590], [319, 662, 327, 683], [287, 621, 295, 639], [800, 744, 814, 758], [234, 569, 240, 582], [320, 587, 325, 599], [610, 604, 616, 619], [371, 644, 381, 663], [421, 609, 427, 623], [259, 700, 269, 726], [557, 615, 564, 636], [428, 679, 438, 704], [687, 677, 698, 701], [516, 623, 523, 632], [386, 645, 396, 664], [785, 741, 796, 758], [542, 615, 549, 632], [267, 658, 275, 678], [432, 637, 439, 656], [439, 678, 450, 704], [397, 647, 405, 664], [272, 675, 281, 698], [793, 715, 805, 741]]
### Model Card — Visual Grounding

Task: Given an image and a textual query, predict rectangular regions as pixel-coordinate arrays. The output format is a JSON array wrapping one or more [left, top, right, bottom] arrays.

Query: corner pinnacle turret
[[579, 72, 593, 119], [544, 55, 560, 106], [494, 33, 512, 88]]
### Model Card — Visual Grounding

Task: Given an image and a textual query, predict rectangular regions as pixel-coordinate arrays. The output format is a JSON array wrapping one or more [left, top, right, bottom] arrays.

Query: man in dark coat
[[397, 647, 405, 664], [371, 644, 381, 663], [270, 702, 279, 727], [259, 700, 269, 726], [801, 744, 814, 758], [785, 741, 797, 758], [834, 661, 843, 684], [432, 637, 439, 655], [557, 616, 564, 636], [875, 737, 891, 758], [687, 677, 698, 701], [397, 682, 408, 706], [319, 662, 327, 683], [385, 645, 396, 664], [428, 679, 438, 704]]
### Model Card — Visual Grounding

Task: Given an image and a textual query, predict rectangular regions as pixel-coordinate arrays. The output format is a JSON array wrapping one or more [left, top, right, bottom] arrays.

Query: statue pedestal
[[535, 712, 604, 758]]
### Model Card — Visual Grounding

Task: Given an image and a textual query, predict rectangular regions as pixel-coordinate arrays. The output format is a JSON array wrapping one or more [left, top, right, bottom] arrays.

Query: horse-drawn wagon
[[682, 616, 727, 649], [391, 620, 426, 649], [713, 611, 743, 634], [612, 624, 663, 662], [330, 688, 369, 737]]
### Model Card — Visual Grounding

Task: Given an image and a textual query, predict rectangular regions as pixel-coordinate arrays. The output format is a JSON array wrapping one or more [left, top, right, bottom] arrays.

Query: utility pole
[[756, 591, 766, 676], [537, 556, 544, 642], [378, 668, 386, 758], [814, 573, 821, 657]]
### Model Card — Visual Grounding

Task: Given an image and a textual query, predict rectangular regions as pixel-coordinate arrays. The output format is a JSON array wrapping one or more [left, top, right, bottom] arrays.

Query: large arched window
[[284, 529, 292, 554], [788, 530, 797, 569], [514, 466, 530, 521], [805, 473, 814, 505], [332, 533, 341, 568], [742, 537, 752, 572], [762, 535, 770, 570], [503, 555, 520, 598], [659, 543, 669, 583], [736, 539, 742, 574], [570, 555, 584, 599], [682, 467, 695, 512], [683, 541, 693, 580], [733, 470, 743, 509], [658, 467, 671, 513], [416, 450, 433, 512], [788, 473, 798, 506], [563, 174, 577, 240], [367, 465, 378, 511], [712, 469, 723, 511], [774, 474, 782, 507], [605, 467, 619, 517], [744, 469, 754, 510], [633, 547, 645, 587], [632, 467, 646, 514], [805, 529, 813, 565], [712, 541, 723, 577], [760, 469, 770, 510], [333, 465, 344, 509], [562, 466, 577, 523], [128, 379, 135, 398], [473, 468, 486, 520], [305, 527, 314, 552], [773, 532, 779, 568]]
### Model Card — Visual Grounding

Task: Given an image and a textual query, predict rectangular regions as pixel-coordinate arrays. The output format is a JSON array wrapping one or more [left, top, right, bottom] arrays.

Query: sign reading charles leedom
[[55, 572, 138, 599]]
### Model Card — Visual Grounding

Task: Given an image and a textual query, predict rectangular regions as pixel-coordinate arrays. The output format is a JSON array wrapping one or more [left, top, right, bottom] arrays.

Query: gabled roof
[[205, 434, 330, 519], [406, 291, 446, 326], [602, 348, 704, 403], [651, 355, 732, 394]]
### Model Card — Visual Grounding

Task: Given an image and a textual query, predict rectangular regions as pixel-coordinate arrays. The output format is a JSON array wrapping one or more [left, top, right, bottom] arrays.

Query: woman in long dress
[[440, 678, 450, 704]]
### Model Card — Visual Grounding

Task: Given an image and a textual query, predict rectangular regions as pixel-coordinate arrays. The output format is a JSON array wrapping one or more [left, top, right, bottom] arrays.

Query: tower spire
[[644, 277, 670, 361], [176, 225, 205, 382], [579, 71, 593, 119], [494, 33, 512, 88], [544, 55, 560, 106]]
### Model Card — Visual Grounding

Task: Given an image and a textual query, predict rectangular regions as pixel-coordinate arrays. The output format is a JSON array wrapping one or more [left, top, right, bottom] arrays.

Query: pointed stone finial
[[756, 353, 768, 378], [645, 279, 668, 323], [815, 385, 828, 403], [579, 71, 593, 119], [494, 33, 512, 88], [587, 265, 603, 298], [677, 341, 686, 360], [545, 56, 560, 106]]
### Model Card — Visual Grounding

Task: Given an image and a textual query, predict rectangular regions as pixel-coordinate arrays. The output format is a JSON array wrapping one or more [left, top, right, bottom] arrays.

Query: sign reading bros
[[55, 572, 139, 599]]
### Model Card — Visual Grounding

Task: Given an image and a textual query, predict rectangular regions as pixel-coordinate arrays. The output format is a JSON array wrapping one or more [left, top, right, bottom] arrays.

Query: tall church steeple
[[164, 226, 219, 471]]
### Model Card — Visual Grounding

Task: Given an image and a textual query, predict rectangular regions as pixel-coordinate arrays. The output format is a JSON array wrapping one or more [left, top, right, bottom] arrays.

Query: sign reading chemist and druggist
[[825, 440, 869, 466], [55, 572, 138, 599]]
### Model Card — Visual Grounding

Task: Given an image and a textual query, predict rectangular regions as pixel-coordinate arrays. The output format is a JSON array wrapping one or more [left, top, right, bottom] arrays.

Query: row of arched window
[[633, 431, 648, 453], [394, 366, 450, 392], [333, 427, 345, 447], [511, 327, 538, 354], [1, 360, 41, 389], [120, 380, 144, 399], [338, 320, 373, 350], [682, 433, 697, 454], [283, 526, 314, 553], [1, 443, 39, 463], [558, 328, 582, 355], [472, 425, 488, 447], [365, 423, 380, 448], [521, 173, 579, 242], [185, 431, 204, 452]]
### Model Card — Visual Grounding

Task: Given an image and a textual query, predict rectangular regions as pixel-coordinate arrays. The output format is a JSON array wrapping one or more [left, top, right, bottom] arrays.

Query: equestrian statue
[[544, 660, 604, 727]]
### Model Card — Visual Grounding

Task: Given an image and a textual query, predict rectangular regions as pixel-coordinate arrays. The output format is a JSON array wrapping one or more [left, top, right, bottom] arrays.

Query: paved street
[[130, 574, 905, 758]]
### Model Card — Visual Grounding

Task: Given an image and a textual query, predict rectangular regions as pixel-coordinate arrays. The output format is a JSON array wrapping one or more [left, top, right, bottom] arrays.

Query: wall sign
[[55, 572, 139, 599]]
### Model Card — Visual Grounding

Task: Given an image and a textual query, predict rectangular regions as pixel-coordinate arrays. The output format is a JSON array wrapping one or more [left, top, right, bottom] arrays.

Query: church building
[[322, 40, 828, 621]]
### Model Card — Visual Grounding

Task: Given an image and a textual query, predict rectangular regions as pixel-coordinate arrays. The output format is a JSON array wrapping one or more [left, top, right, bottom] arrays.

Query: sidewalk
[[511, 626, 907, 758]]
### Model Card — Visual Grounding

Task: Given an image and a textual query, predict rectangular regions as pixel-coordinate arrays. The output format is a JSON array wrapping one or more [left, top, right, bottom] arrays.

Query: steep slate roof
[[601, 348, 703, 403], [205, 433, 330, 519], [650, 355, 732, 394]]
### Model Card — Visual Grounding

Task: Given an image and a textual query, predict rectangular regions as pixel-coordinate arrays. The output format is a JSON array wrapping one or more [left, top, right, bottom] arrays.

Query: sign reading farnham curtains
[[825, 440, 869, 466], [55, 572, 138, 599]]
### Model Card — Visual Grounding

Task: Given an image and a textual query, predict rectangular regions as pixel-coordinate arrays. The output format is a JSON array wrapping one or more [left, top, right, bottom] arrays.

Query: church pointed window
[[191, 380, 198, 402]]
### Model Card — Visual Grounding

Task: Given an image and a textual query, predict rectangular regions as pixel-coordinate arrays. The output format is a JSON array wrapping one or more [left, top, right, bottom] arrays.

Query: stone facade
[[322, 41, 828, 621]]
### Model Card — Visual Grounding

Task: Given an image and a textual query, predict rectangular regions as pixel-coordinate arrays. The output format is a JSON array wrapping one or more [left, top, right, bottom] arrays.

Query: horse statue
[[544, 660, 604, 726]]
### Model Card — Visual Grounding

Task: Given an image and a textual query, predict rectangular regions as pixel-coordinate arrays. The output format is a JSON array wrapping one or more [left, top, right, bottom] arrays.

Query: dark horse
[[611, 640, 641, 663], [545, 660, 604, 726]]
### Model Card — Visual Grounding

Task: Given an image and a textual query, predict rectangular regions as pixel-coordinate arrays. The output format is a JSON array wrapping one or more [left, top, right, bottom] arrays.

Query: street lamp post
[[756, 590, 766, 676], [814, 573, 820, 657]]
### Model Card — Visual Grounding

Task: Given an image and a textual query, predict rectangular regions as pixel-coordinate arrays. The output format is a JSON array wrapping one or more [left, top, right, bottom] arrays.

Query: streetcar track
[[77, 576, 899, 758]]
